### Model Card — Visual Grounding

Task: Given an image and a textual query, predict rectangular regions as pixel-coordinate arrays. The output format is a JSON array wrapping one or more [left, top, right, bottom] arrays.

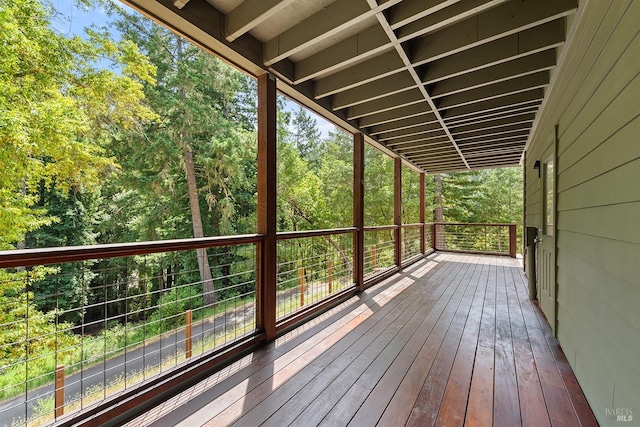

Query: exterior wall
[[524, 1, 640, 425]]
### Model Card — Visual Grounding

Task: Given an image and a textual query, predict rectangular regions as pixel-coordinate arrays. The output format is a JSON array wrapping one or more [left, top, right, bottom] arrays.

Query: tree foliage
[[0, 0, 155, 249]]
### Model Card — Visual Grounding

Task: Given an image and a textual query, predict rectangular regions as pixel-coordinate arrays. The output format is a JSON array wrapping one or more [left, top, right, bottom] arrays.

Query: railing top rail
[[435, 222, 517, 227], [276, 227, 357, 240], [363, 225, 399, 231], [0, 233, 265, 269], [401, 223, 423, 228]]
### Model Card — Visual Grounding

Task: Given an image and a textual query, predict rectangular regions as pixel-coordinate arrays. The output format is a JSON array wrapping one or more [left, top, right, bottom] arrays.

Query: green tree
[[364, 144, 394, 226], [0, 0, 155, 249], [102, 6, 258, 305], [402, 166, 421, 224], [0, 0, 154, 373], [291, 106, 323, 170]]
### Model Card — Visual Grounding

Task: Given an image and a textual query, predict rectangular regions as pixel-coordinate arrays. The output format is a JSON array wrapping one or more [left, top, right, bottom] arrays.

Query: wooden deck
[[126, 253, 598, 427]]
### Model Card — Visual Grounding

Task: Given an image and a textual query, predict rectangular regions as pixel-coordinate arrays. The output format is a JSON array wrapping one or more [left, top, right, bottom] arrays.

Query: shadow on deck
[[125, 252, 598, 427]]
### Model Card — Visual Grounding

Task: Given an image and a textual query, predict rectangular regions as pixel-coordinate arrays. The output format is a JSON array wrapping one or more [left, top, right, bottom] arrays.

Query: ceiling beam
[[294, 26, 391, 83], [395, 0, 509, 36], [315, 51, 405, 98], [441, 143, 527, 154], [313, 15, 564, 100], [449, 115, 536, 135], [416, 159, 467, 168], [437, 71, 549, 110], [386, 134, 451, 147], [378, 125, 445, 141], [410, 0, 577, 66], [366, 0, 469, 169], [441, 89, 544, 120], [263, 0, 404, 66], [464, 147, 525, 158], [347, 90, 425, 120], [444, 103, 540, 126], [332, 72, 417, 109], [466, 157, 522, 167], [368, 114, 439, 135], [454, 128, 531, 143], [294, 0, 507, 83], [359, 104, 433, 128], [429, 50, 556, 98], [388, 0, 460, 30], [412, 153, 469, 163], [457, 137, 530, 151], [422, 19, 565, 84], [225, 0, 297, 42], [397, 143, 454, 155]]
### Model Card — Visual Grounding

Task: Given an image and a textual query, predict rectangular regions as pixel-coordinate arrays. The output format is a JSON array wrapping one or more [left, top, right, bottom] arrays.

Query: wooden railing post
[[431, 223, 437, 250], [353, 133, 365, 291], [299, 268, 305, 307], [185, 310, 192, 358], [509, 224, 517, 258], [257, 73, 277, 341], [372, 244, 377, 270], [420, 172, 426, 254], [328, 259, 333, 293], [55, 365, 64, 417], [394, 158, 402, 267]]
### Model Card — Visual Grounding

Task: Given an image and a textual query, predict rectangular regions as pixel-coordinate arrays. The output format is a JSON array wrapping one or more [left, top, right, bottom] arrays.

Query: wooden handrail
[[0, 234, 265, 269], [434, 222, 517, 227], [275, 227, 357, 240], [401, 223, 424, 228], [363, 225, 399, 231]]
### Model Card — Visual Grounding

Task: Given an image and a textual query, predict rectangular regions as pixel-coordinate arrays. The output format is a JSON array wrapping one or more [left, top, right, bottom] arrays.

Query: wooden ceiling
[[123, 0, 578, 173]]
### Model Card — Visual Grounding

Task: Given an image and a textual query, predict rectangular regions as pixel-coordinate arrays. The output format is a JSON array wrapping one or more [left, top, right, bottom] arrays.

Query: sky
[[47, 0, 337, 138]]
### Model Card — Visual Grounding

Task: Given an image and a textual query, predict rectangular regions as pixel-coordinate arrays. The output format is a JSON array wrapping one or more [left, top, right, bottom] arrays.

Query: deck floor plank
[[125, 253, 597, 427], [503, 258, 551, 427], [492, 260, 522, 427], [464, 259, 496, 427], [348, 257, 478, 427], [380, 258, 480, 426], [245, 260, 460, 427]]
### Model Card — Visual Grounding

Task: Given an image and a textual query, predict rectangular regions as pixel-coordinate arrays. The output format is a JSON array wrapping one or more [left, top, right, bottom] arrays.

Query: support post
[[431, 223, 436, 250], [55, 365, 64, 417], [394, 158, 402, 267], [420, 172, 426, 254], [328, 260, 333, 293], [299, 268, 305, 307], [353, 133, 365, 291], [185, 310, 192, 358], [372, 245, 377, 270], [509, 224, 517, 258], [257, 73, 277, 341]]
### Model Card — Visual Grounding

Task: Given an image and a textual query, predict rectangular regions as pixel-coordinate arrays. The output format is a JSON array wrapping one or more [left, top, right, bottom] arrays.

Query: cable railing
[[363, 225, 397, 282], [425, 222, 434, 253], [401, 224, 423, 262], [0, 235, 262, 427], [433, 223, 517, 257], [275, 228, 356, 322], [0, 221, 516, 425]]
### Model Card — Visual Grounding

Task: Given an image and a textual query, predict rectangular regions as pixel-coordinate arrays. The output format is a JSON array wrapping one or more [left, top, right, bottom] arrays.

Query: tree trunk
[[183, 143, 216, 305], [434, 174, 445, 249], [177, 37, 215, 306]]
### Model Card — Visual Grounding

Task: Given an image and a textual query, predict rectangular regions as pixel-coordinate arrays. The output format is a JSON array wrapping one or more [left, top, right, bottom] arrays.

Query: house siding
[[524, 0, 640, 425]]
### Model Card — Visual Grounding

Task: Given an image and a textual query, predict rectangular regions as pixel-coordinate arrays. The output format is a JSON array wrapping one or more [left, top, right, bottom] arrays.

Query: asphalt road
[[0, 305, 256, 426]]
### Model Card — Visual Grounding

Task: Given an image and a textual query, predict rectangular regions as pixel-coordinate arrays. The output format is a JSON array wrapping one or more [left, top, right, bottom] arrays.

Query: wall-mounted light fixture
[[533, 160, 541, 178]]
